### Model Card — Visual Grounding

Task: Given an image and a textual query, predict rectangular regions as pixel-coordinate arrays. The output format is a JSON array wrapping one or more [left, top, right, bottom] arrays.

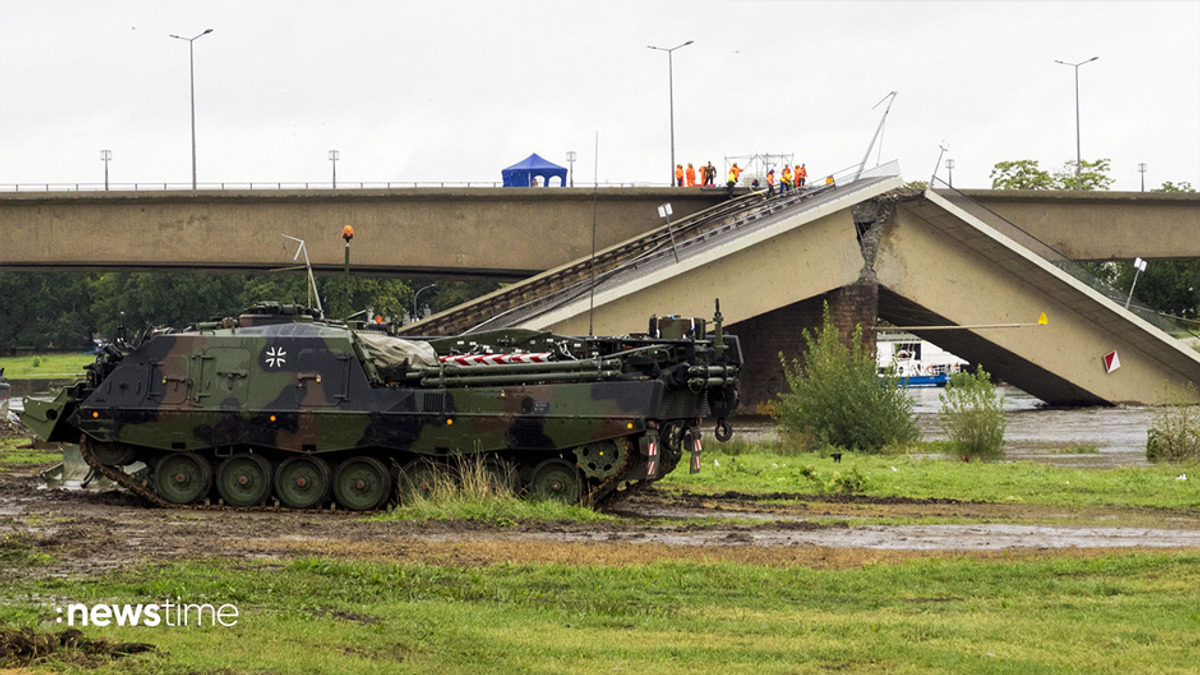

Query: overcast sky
[[1, 1, 1197, 191]]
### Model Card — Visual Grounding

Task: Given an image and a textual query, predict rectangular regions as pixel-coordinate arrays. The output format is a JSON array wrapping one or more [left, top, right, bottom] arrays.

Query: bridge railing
[[930, 177, 1192, 339], [0, 180, 670, 192], [473, 160, 903, 331]]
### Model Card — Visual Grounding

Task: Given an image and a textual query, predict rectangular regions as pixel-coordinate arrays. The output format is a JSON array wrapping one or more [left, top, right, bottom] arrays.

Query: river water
[[729, 386, 1155, 469]]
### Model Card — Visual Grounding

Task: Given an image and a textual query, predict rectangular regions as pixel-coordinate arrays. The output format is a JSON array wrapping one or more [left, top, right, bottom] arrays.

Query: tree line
[[0, 271, 499, 353]]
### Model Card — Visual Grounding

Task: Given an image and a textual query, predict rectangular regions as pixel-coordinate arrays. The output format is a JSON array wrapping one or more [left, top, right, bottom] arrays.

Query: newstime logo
[[56, 598, 239, 627]]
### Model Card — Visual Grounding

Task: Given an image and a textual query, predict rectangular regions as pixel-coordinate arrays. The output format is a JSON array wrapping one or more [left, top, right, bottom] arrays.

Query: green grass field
[[0, 436, 62, 469], [0, 353, 93, 379], [662, 448, 1200, 510], [2, 554, 1200, 674], [3, 441, 1200, 672]]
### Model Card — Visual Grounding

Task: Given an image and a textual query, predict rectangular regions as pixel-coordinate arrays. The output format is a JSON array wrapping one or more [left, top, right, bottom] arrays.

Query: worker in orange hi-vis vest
[[781, 165, 793, 195], [686, 163, 697, 187], [726, 163, 743, 196], [675, 164, 684, 187], [766, 169, 776, 198], [796, 163, 807, 187]]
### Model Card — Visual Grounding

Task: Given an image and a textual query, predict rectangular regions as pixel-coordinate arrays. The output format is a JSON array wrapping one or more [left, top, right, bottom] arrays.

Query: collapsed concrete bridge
[[404, 162, 1200, 407], [4, 165, 1198, 406]]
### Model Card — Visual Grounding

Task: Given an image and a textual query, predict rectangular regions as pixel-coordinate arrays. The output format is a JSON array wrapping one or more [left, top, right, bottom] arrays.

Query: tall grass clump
[[773, 304, 919, 453], [379, 456, 612, 524], [1146, 382, 1200, 463], [938, 367, 1006, 462]]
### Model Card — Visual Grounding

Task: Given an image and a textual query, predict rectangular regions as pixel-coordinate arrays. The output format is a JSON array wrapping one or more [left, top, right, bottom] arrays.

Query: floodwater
[[726, 386, 1155, 469]]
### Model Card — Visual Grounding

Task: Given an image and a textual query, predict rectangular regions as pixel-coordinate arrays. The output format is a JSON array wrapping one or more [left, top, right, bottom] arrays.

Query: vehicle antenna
[[281, 234, 324, 317]]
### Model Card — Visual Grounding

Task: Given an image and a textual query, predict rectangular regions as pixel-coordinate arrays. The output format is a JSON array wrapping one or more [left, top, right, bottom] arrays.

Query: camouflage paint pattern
[[73, 322, 679, 457]]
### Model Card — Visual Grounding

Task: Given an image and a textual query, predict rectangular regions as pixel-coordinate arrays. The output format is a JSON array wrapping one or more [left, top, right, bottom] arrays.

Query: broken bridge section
[[869, 188, 1200, 405], [413, 161, 1199, 408]]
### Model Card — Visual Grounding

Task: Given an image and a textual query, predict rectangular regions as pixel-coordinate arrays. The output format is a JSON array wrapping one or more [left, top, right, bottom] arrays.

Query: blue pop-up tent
[[501, 153, 568, 187]]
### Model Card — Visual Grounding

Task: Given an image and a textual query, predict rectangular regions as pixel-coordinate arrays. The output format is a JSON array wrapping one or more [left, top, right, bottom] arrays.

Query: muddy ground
[[3, 415, 1200, 574], [4, 446, 1200, 578]]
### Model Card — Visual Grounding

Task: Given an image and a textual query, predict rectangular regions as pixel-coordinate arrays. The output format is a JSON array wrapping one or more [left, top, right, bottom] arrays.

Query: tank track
[[77, 434, 666, 514], [78, 437, 377, 515]]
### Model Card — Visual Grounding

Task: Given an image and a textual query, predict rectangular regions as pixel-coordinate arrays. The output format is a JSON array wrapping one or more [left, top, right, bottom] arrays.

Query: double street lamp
[[1054, 56, 1099, 190], [329, 150, 340, 189], [647, 40, 693, 186], [170, 28, 214, 190]]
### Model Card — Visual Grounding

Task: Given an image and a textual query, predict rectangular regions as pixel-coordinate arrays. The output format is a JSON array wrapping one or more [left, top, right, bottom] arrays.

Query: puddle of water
[[725, 386, 1154, 468]]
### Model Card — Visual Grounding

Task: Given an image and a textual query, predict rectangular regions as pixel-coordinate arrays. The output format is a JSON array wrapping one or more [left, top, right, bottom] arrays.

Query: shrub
[[938, 367, 1006, 462], [824, 467, 871, 495], [1146, 382, 1200, 463], [773, 304, 919, 453]]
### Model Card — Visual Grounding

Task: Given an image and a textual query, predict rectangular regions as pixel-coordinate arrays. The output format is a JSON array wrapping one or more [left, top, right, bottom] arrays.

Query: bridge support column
[[727, 283, 878, 411]]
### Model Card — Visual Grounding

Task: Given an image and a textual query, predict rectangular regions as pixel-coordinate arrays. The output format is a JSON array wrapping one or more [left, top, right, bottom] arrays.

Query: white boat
[[876, 334, 969, 386]]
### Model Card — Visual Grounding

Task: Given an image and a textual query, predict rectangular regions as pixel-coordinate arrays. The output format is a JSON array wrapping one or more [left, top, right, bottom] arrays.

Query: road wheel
[[397, 458, 448, 503], [274, 456, 332, 509], [333, 456, 392, 511], [154, 452, 213, 505], [483, 458, 520, 494], [216, 453, 274, 507], [90, 440, 135, 466], [530, 458, 582, 504], [574, 439, 625, 480]]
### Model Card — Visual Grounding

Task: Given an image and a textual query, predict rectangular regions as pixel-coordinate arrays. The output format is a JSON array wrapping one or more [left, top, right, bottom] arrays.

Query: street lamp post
[[945, 158, 955, 188], [413, 283, 437, 322], [169, 28, 214, 190], [329, 150, 340, 189], [1054, 56, 1099, 190], [1126, 257, 1148, 309], [566, 151, 577, 187], [1138, 163, 1147, 192], [100, 150, 112, 190], [647, 40, 694, 186]]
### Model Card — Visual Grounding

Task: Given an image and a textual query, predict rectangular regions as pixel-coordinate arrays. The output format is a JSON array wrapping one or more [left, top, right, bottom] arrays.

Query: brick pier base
[[726, 283, 878, 410]]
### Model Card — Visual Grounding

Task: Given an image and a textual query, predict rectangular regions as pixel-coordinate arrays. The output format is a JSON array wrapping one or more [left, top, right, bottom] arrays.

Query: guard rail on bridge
[[930, 178, 1195, 340], [0, 180, 664, 192], [401, 161, 903, 336]]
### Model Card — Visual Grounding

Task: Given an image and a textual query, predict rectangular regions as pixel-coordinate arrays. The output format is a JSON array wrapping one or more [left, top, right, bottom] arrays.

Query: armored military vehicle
[[20, 302, 740, 511]]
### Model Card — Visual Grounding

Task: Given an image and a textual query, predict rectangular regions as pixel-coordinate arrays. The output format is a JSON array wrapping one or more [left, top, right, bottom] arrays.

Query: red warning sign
[[1103, 351, 1121, 373]]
